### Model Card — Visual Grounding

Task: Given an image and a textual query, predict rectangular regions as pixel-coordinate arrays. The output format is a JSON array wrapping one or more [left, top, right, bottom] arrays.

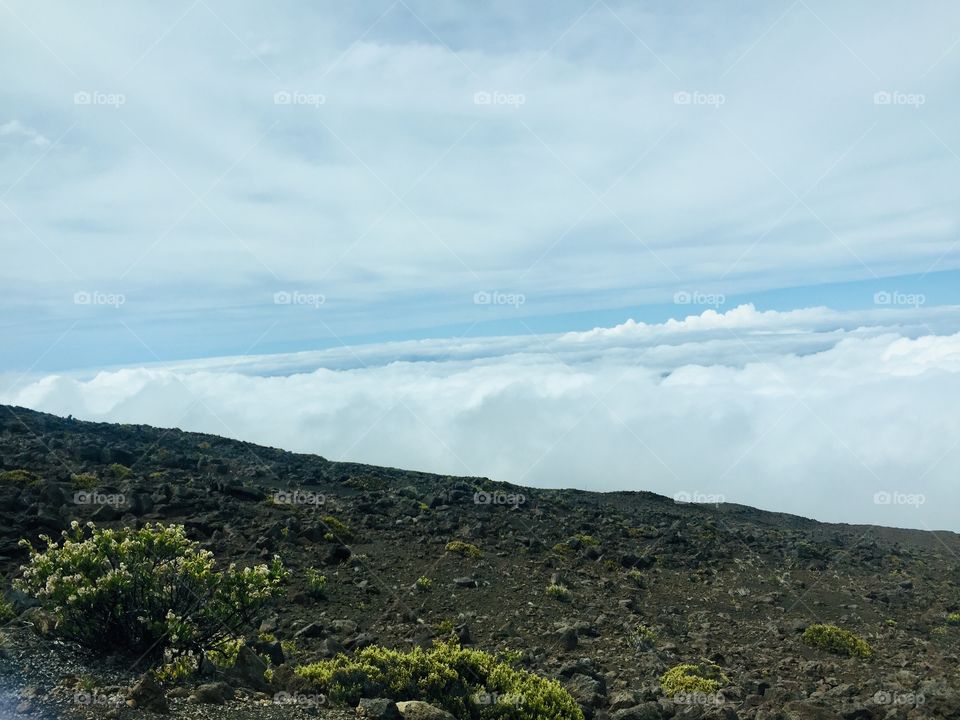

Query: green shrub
[[660, 662, 728, 697], [572, 533, 599, 547], [947, 613, 960, 626], [0, 598, 15, 623], [546, 584, 571, 602], [321, 515, 354, 541], [415, 576, 433, 592], [294, 640, 583, 720], [445, 541, 482, 559], [306, 568, 327, 598], [632, 623, 656, 649], [801, 624, 872, 657], [15, 522, 287, 657], [108, 463, 133, 479], [0, 469, 39, 484], [71, 473, 98, 490]]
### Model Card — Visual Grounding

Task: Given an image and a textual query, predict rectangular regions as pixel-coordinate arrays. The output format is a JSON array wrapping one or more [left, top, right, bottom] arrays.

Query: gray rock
[[395, 701, 456, 720]]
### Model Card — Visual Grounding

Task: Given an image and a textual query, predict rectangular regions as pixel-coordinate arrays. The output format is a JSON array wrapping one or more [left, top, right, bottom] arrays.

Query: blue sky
[[3, 2, 960, 530], [2, 0, 959, 373]]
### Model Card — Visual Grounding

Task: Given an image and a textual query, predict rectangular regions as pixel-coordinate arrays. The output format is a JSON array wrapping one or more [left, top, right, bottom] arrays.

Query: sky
[[2, 1, 960, 530]]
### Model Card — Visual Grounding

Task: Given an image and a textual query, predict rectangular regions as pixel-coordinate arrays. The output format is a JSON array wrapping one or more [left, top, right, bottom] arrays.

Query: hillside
[[0, 404, 958, 719]]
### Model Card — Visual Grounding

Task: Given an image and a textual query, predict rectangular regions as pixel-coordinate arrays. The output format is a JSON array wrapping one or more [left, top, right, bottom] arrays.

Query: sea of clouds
[[5, 304, 960, 531]]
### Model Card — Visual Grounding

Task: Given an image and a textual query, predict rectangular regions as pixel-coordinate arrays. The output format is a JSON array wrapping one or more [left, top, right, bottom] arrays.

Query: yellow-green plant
[[15, 522, 287, 657], [294, 640, 583, 720], [947, 613, 960, 626], [0, 469, 39, 484], [546, 584, 571, 602], [71, 473, 98, 490], [306, 568, 327, 597], [108, 463, 133, 479], [445, 541, 482, 559], [801, 624, 872, 657], [660, 662, 728, 697], [321, 515, 354, 541], [415, 576, 433, 592]]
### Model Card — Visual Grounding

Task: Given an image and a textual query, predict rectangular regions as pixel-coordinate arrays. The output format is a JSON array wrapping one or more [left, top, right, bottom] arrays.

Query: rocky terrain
[[0, 403, 959, 719]]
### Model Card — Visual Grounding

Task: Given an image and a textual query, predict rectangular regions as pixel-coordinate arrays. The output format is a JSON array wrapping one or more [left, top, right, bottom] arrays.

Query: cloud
[[0, 120, 50, 147], [1, 1, 959, 365], [5, 304, 960, 531]]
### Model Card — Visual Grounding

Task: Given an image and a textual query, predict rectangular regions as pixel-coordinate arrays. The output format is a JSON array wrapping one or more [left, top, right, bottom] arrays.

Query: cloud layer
[[6, 305, 960, 531]]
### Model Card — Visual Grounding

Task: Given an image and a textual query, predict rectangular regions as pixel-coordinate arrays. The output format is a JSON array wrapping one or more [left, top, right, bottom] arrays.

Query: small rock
[[395, 700, 456, 720], [357, 697, 401, 719]]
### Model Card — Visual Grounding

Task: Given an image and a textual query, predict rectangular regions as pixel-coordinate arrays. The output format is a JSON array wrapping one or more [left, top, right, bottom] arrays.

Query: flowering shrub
[[294, 640, 583, 720], [15, 522, 287, 657]]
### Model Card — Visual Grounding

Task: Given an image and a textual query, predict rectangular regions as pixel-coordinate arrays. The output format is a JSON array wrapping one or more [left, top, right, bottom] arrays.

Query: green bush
[[546, 584, 571, 602], [306, 568, 327, 598], [15, 522, 287, 657], [108, 463, 133, 479], [321, 515, 354, 541], [415, 576, 433, 592], [0, 469, 39, 484], [71, 473, 98, 490], [445, 541, 483, 559], [660, 662, 728, 697], [947, 613, 960, 626], [801, 624, 872, 657], [294, 640, 583, 720]]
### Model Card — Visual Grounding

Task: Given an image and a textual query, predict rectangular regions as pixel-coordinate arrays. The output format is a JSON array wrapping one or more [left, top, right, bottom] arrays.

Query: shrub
[[0, 469, 39, 484], [947, 613, 960, 626], [632, 623, 656, 649], [445, 541, 483, 559], [546, 584, 571, 602], [108, 463, 133, 479], [71, 473, 98, 490], [15, 522, 287, 657], [801, 624, 872, 657], [415, 576, 433, 592], [0, 597, 15, 623], [306, 568, 327, 598], [626, 569, 644, 584], [660, 662, 728, 697], [573, 534, 599, 547], [321, 515, 354, 541], [294, 640, 583, 720]]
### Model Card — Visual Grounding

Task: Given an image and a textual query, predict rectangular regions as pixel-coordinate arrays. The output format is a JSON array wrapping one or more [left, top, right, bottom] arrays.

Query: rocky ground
[[0, 404, 959, 719]]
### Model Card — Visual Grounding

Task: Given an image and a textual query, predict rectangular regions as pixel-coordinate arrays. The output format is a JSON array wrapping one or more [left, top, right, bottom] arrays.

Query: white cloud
[[0, 120, 50, 147], [5, 304, 960, 531]]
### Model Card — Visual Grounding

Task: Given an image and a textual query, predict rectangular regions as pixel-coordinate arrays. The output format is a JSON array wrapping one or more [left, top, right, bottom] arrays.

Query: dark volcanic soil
[[0, 404, 958, 719]]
